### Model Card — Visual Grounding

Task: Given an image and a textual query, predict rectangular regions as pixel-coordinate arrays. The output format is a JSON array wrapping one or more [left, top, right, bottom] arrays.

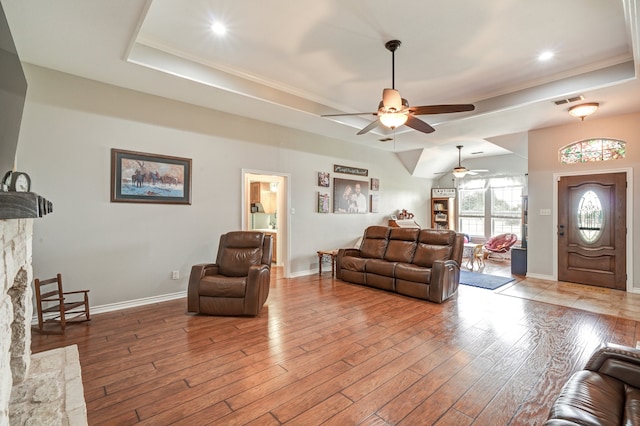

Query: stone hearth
[[9, 345, 87, 425]]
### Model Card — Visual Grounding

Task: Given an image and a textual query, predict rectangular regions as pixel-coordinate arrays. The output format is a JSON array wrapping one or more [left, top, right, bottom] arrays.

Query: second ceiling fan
[[322, 40, 475, 135], [436, 145, 488, 178]]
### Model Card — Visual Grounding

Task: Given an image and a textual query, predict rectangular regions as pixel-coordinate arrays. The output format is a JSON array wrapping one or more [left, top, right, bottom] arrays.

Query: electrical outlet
[[171, 270, 179, 280]]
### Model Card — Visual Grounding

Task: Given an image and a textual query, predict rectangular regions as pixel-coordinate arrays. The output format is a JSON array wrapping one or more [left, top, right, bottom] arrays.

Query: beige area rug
[[496, 276, 640, 322], [10, 344, 87, 425]]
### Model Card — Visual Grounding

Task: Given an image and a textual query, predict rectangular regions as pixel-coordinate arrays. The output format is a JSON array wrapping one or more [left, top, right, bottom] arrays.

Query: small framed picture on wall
[[370, 178, 380, 191], [318, 191, 330, 213], [318, 172, 330, 187], [370, 194, 379, 213]]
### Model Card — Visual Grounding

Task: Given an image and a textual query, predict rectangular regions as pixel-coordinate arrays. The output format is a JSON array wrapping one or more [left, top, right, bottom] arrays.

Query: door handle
[[558, 224, 565, 236]]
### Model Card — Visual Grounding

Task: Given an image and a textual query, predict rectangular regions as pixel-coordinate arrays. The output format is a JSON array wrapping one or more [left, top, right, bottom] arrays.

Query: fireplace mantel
[[0, 192, 53, 219]]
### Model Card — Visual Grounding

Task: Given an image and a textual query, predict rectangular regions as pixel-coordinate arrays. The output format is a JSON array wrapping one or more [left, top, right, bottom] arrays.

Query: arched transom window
[[559, 138, 625, 164]]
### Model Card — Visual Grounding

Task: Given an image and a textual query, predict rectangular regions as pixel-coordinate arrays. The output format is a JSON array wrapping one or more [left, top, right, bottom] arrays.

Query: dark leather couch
[[546, 343, 640, 425], [188, 231, 272, 316], [336, 226, 463, 303]]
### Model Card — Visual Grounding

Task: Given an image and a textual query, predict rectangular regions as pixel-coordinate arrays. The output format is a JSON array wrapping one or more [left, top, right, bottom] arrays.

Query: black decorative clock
[[2, 171, 31, 192]]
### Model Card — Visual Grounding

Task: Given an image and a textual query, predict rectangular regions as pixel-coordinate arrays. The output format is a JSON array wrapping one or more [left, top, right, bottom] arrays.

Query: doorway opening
[[242, 170, 290, 278]]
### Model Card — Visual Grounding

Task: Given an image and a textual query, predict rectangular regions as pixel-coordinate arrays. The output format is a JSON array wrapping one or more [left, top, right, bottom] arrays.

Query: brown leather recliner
[[188, 231, 272, 316], [546, 343, 640, 425]]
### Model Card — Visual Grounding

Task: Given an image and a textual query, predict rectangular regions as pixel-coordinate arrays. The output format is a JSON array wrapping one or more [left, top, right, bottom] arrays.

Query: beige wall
[[528, 111, 640, 289], [16, 65, 433, 308]]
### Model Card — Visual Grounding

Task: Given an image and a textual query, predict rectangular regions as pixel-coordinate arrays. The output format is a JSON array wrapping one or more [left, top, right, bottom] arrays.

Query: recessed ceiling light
[[211, 21, 227, 36], [538, 51, 554, 61]]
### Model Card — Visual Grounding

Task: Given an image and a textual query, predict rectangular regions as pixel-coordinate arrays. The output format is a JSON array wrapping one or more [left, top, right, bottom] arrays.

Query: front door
[[557, 172, 626, 290]]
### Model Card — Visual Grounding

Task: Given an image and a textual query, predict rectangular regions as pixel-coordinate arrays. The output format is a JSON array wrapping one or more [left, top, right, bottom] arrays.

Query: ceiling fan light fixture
[[568, 102, 599, 121], [379, 112, 408, 129], [452, 167, 467, 178]]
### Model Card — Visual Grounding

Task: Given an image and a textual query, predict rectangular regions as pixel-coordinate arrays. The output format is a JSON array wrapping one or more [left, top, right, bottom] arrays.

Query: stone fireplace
[[1, 197, 87, 424], [1, 218, 34, 424]]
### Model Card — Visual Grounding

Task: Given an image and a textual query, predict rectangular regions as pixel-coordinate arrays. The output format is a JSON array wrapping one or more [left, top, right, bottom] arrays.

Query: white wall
[[16, 65, 433, 307], [528, 112, 640, 288]]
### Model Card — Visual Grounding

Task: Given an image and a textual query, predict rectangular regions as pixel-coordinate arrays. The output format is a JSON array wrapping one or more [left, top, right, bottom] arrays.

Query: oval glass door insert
[[577, 190, 603, 243]]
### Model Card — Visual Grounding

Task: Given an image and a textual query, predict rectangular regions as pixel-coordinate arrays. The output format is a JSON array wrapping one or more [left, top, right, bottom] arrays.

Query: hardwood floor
[[31, 266, 640, 425]]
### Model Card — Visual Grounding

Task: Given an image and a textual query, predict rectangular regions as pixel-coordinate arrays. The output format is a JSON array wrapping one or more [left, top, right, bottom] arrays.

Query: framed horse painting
[[111, 148, 192, 204]]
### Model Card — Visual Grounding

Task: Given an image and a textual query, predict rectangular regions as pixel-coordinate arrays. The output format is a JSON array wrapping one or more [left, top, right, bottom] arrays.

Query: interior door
[[557, 173, 626, 289]]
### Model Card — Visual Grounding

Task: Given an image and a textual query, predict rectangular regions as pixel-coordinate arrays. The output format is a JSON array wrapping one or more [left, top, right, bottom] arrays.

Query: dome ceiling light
[[569, 103, 599, 121]]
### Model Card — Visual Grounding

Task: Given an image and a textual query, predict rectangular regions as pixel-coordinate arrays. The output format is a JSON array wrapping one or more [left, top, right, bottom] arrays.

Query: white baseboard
[[90, 291, 187, 315], [289, 269, 316, 278], [525, 273, 555, 281], [32, 291, 187, 324]]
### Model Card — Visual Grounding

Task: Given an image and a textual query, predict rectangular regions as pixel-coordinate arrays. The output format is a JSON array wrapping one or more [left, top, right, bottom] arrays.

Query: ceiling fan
[[321, 40, 475, 135], [436, 145, 488, 178]]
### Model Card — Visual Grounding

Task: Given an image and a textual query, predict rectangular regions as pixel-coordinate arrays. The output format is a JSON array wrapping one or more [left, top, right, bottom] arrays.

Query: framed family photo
[[111, 148, 192, 204], [333, 177, 368, 214]]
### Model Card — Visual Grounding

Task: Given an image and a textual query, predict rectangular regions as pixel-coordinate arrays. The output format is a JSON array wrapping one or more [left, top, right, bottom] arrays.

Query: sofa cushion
[[217, 232, 265, 277], [546, 370, 625, 425], [395, 263, 431, 283], [366, 259, 396, 276], [199, 276, 247, 298], [413, 244, 452, 268], [419, 229, 456, 245], [384, 228, 419, 263], [412, 229, 455, 267], [359, 226, 391, 258]]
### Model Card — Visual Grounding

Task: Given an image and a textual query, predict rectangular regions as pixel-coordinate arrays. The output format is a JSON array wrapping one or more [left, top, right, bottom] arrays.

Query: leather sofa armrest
[[340, 248, 361, 257], [584, 343, 640, 388], [428, 259, 460, 303], [336, 248, 361, 280], [187, 263, 216, 313], [244, 264, 271, 315]]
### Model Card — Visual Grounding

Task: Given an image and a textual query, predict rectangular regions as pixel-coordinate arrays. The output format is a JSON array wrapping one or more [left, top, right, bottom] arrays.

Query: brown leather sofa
[[336, 226, 463, 303], [188, 231, 272, 316], [546, 343, 640, 425]]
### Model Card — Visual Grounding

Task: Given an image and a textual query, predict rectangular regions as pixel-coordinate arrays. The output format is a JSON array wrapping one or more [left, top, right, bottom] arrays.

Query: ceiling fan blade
[[470, 169, 489, 173], [409, 104, 475, 115], [357, 119, 381, 135], [382, 89, 402, 111], [404, 115, 435, 134], [321, 112, 376, 117]]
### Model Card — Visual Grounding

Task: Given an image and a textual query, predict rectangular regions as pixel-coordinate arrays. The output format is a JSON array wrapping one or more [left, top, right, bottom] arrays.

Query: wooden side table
[[317, 249, 338, 277]]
